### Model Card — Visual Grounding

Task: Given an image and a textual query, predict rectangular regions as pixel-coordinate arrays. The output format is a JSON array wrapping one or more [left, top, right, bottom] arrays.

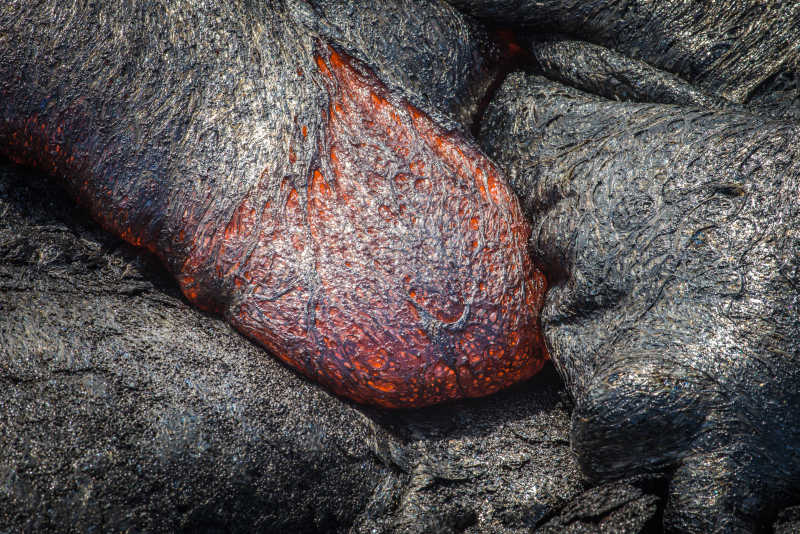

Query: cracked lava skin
[[2, 45, 548, 408]]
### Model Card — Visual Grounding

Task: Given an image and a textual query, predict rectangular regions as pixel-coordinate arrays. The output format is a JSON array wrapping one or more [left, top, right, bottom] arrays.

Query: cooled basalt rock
[[448, 0, 800, 103], [0, 1, 548, 408], [480, 71, 800, 532], [524, 38, 732, 110], [4, 0, 800, 532]]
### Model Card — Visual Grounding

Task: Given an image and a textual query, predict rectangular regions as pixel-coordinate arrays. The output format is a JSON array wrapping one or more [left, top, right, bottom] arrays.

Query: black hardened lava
[[3, 1, 800, 533], [480, 67, 800, 534]]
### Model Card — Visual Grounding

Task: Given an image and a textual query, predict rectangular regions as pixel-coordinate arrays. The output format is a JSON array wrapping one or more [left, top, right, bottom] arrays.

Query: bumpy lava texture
[[5, 0, 800, 532], [0, 8, 547, 407], [201, 47, 547, 407], [450, 0, 800, 103], [481, 70, 800, 532]]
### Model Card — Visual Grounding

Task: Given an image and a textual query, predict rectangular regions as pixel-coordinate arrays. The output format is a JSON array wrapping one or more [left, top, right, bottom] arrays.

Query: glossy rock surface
[[481, 71, 800, 532]]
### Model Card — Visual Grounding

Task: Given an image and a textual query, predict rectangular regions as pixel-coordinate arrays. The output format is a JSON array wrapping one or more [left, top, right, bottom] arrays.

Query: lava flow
[[210, 46, 549, 407], [4, 44, 549, 408]]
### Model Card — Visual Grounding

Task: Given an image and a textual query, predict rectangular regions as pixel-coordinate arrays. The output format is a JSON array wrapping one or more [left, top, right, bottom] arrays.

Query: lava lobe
[[3, 44, 548, 408], [207, 47, 549, 407]]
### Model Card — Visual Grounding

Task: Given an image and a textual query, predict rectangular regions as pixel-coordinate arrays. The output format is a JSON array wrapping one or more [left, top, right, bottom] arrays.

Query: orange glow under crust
[[217, 46, 549, 407], [5, 45, 549, 408]]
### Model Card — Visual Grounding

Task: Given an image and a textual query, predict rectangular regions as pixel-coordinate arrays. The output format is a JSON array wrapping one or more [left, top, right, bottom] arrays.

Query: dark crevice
[[471, 28, 539, 138]]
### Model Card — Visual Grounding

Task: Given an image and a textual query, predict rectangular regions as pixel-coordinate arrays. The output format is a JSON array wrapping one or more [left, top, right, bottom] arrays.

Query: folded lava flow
[[0, 3, 548, 407]]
